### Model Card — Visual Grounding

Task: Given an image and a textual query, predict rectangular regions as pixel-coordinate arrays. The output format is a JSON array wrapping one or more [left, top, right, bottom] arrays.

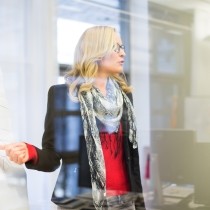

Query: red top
[[100, 126, 130, 196], [26, 143, 38, 164]]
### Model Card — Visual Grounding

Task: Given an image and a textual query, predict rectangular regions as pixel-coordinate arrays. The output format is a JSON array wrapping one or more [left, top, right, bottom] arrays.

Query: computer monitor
[[150, 129, 195, 185]]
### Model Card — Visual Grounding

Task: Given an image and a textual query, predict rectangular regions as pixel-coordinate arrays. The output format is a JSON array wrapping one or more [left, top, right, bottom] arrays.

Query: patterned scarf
[[79, 80, 138, 210]]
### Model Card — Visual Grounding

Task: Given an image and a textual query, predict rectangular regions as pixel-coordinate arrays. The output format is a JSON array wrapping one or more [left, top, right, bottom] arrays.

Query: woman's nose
[[120, 49, 126, 57]]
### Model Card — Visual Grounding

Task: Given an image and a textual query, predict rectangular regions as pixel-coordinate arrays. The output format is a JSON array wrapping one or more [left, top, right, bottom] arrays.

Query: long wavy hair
[[65, 25, 132, 101]]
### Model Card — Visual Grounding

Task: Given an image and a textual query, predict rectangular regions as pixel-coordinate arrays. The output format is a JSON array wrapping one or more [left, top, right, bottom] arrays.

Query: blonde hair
[[65, 26, 132, 101]]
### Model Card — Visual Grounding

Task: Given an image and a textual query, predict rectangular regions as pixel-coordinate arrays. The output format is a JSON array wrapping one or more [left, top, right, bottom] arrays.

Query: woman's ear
[[96, 57, 102, 66]]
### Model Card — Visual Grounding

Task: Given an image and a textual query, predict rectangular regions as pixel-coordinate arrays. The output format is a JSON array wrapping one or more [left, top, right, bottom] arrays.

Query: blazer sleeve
[[127, 92, 143, 192], [25, 86, 61, 172]]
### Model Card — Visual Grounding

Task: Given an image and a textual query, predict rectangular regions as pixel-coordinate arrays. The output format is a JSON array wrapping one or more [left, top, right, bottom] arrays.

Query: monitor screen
[[150, 129, 195, 185]]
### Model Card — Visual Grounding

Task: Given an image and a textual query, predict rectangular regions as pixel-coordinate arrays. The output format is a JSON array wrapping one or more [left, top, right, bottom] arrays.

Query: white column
[[130, 0, 150, 187], [191, 8, 210, 97], [185, 6, 210, 143], [24, 1, 58, 210]]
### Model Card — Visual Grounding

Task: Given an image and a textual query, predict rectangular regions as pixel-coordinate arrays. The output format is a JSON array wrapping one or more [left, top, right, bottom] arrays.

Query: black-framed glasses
[[113, 43, 125, 53]]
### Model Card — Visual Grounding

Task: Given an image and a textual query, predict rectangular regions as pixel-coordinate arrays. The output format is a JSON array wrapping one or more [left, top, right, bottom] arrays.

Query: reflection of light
[[58, 5, 81, 12], [54, 187, 65, 198], [204, 35, 210, 42], [167, 30, 183, 35], [57, 76, 65, 84], [57, 19, 94, 65], [194, 10, 210, 40]]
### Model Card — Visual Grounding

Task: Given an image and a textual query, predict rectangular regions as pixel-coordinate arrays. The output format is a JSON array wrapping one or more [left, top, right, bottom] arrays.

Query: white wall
[[185, 6, 210, 142], [191, 8, 210, 97]]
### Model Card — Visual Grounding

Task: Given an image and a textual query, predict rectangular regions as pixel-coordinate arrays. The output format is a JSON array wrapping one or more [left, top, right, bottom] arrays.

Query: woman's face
[[98, 33, 126, 77]]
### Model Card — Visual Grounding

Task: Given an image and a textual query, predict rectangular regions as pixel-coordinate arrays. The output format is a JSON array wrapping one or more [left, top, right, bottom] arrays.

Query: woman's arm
[[0, 86, 62, 172], [25, 86, 61, 172]]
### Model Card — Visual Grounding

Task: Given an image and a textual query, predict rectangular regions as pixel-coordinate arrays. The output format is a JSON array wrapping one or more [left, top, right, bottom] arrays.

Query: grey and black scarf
[[79, 79, 138, 210]]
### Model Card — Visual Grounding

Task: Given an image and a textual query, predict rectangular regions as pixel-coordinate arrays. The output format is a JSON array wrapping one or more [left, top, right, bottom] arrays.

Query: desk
[[145, 184, 210, 210]]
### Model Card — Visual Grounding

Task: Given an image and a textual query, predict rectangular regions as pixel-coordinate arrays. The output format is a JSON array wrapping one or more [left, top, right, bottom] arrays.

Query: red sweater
[[26, 143, 38, 164], [99, 129, 130, 196]]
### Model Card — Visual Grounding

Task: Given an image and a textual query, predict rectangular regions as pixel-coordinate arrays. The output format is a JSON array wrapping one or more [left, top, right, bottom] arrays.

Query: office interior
[[0, 0, 210, 209]]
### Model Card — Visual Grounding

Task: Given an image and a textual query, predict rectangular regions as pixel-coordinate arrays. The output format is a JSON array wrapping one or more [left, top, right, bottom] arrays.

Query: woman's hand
[[0, 142, 29, 165]]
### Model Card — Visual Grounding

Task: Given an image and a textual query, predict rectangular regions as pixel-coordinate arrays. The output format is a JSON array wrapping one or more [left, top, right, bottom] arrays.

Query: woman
[[0, 26, 144, 210]]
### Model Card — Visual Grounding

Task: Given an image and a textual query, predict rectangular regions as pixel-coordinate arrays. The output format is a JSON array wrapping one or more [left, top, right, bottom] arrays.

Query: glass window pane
[[57, 19, 94, 65], [57, 0, 122, 65]]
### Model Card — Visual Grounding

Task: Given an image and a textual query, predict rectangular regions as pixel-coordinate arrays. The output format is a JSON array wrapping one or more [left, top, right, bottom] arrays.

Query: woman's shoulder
[[49, 83, 68, 90], [47, 84, 70, 101], [48, 83, 69, 94], [47, 84, 80, 108]]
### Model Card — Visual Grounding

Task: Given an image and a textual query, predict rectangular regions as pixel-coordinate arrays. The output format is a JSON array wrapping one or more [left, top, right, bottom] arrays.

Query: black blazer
[[26, 84, 143, 205]]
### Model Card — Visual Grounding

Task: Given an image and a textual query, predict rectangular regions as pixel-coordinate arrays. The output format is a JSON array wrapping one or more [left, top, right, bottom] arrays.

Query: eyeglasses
[[113, 43, 125, 53]]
